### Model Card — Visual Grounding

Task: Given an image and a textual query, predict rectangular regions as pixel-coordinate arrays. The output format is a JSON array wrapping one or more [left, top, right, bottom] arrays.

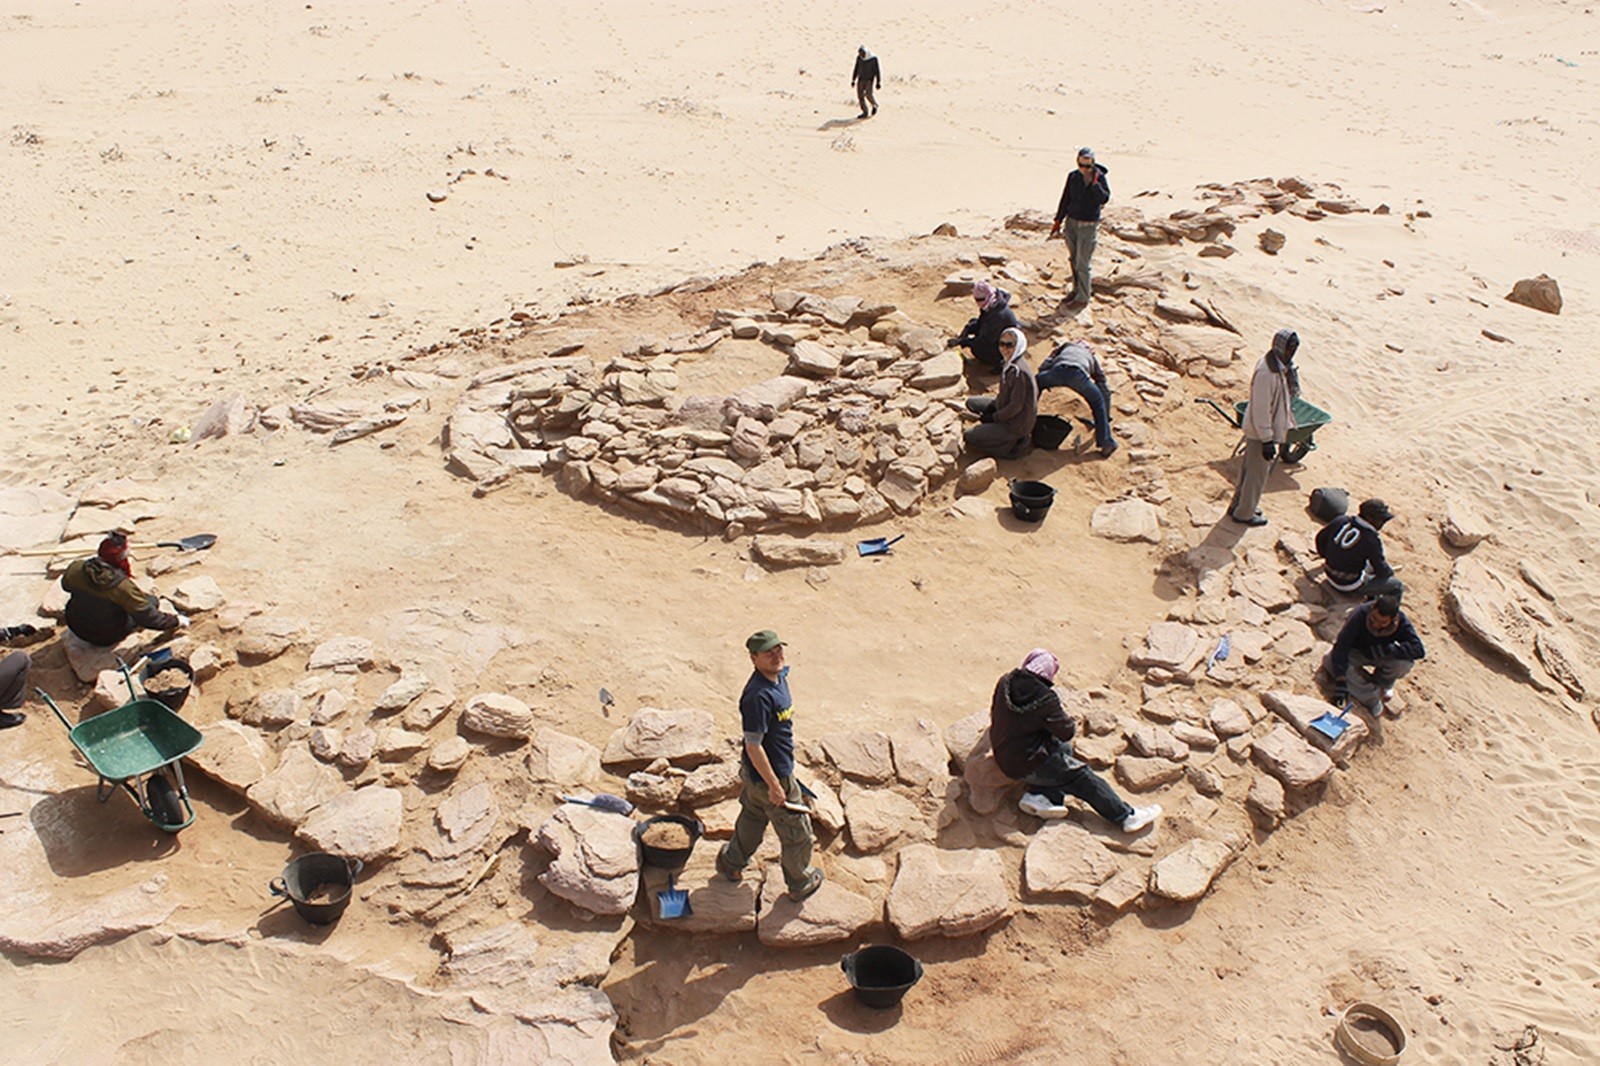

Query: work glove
[[1330, 683, 1349, 707], [1261, 441, 1277, 461], [175, 613, 191, 631], [2, 624, 38, 641], [946, 336, 960, 348]]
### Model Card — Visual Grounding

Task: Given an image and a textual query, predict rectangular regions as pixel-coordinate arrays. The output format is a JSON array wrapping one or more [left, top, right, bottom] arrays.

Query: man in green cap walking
[[716, 629, 825, 902]]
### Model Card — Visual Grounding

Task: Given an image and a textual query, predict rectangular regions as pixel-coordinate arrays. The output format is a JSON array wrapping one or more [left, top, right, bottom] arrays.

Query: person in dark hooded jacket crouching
[[988, 648, 1160, 833], [60, 533, 186, 647]]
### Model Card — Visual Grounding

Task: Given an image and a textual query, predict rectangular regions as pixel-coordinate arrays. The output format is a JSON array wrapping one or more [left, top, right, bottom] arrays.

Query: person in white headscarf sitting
[[988, 648, 1161, 833], [963, 328, 1038, 460]]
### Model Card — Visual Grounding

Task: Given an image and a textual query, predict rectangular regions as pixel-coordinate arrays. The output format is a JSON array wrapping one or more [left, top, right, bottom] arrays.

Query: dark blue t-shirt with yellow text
[[739, 667, 794, 779]]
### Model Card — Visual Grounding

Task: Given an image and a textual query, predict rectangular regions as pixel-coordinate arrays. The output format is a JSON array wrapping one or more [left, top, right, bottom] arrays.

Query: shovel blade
[[857, 539, 889, 556], [656, 888, 691, 919], [1308, 711, 1351, 740], [157, 534, 218, 552]]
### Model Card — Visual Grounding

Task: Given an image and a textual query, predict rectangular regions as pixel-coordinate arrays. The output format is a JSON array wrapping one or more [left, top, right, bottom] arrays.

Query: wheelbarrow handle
[[1193, 397, 1244, 429], [114, 656, 138, 702], [36, 688, 76, 731]]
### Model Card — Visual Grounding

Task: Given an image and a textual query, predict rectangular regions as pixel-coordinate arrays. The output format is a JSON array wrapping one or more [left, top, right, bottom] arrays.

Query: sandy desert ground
[[3, 1, 1600, 1063]]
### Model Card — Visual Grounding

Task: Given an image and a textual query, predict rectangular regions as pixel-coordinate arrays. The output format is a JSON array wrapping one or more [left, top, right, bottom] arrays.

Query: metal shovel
[[1309, 703, 1355, 740], [559, 793, 635, 816], [857, 534, 905, 557], [156, 534, 217, 552]]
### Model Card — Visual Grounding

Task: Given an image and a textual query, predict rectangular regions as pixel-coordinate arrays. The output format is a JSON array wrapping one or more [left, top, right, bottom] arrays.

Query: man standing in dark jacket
[[60, 533, 185, 647], [990, 648, 1160, 832], [851, 46, 881, 118], [1049, 147, 1111, 306], [1315, 498, 1403, 598], [949, 279, 1020, 372], [1323, 594, 1425, 715]]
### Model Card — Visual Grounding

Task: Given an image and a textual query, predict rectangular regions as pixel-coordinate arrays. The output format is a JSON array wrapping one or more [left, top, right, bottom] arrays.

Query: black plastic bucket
[[1009, 479, 1056, 523], [634, 815, 703, 872], [138, 656, 194, 713], [841, 945, 923, 1008], [270, 853, 364, 925]]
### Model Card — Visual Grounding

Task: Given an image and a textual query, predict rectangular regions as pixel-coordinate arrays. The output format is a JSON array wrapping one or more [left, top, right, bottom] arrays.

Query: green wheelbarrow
[[38, 662, 204, 832], [1195, 396, 1333, 464]]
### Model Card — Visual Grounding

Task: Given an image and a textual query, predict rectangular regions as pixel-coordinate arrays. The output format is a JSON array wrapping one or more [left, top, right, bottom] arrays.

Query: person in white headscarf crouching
[[988, 648, 1161, 834], [963, 328, 1038, 460]]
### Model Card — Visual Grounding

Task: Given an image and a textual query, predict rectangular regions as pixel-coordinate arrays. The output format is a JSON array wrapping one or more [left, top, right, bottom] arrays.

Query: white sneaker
[[1121, 805, 1162, 833], [1019, 793, 1070, 820]]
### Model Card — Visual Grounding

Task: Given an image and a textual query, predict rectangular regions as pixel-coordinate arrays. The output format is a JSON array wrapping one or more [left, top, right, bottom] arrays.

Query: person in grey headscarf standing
[[852, 46, 881, 118], [1049, 147, 1111, 306], [1229, 328, 1302, 527]]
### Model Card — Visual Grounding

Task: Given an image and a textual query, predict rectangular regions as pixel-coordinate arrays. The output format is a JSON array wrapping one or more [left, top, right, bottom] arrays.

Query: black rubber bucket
[[270, 853, 364, 925], [1008, 479, 1056, 523], [634, 815, 703, 872], [138, 657, 194, 713], [841, 945, 923, 1008]]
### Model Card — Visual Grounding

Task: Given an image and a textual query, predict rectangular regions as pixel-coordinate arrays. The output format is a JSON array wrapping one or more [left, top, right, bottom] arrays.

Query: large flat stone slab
[[887, 844, 1012, 940], [757, 873, 877, 946], [0, 879, 176, 960], [535, 806, 639, 916], [1024, 821, 1121, 901], [602, 707, 718, 770], [1148, 838, 1238, 903], [297, 786, 405, 863], [1250, 724, 1335, 793]]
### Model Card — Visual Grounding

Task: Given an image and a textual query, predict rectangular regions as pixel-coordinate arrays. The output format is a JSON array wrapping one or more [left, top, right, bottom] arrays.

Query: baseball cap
[[1358, 499, 1394, 526], [746, 630, 785, 653]]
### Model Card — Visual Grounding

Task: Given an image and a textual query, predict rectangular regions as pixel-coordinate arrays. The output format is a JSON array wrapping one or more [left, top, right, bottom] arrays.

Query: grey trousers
[[1230, 442, 1274, 521], [1067, 220, 1098, 299], [722, 770, 813, 893], [1326, 648, 1415, 711], [1, 651, 29, 710], [856, 82, 877, 114]]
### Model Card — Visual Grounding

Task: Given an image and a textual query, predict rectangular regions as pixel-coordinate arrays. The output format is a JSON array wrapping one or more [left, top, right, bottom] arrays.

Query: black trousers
[[1024, 738, 1134, 825]]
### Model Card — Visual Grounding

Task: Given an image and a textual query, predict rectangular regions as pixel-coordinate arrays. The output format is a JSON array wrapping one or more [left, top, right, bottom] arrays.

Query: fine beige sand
[[4, 2, 1600, 1063]]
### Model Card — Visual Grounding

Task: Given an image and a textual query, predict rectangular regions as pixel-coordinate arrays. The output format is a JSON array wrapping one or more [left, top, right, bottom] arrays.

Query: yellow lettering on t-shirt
[[775, 706, 794, 722]]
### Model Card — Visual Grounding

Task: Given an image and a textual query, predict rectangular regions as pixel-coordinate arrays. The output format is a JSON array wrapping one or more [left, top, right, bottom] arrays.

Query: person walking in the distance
[[1049, 148, 1111, 306], [1229, 328, 1301, 527], [852, 46, 881, 118], [990, 648, 1161, 833], [716, 630, 825, 902]]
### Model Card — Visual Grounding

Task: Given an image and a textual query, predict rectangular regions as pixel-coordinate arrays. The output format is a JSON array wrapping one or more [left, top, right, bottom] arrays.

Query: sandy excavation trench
[[3, 166, 1599, 1064]]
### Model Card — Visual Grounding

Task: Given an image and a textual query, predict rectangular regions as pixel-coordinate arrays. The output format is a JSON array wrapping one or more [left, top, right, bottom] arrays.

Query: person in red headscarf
[[60, 533, 185, 646]]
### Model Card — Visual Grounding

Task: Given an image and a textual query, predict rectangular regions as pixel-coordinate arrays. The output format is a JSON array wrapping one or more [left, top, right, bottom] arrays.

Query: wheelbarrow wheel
[[145, 772, 185, 828], [1279, 441, 1311, 464]]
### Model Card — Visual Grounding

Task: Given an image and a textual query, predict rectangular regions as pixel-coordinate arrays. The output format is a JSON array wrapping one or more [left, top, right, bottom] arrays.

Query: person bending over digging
[[990, 649, 1160, 833], [716, 630, 824, 902], [60, 532, 186, 647]]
